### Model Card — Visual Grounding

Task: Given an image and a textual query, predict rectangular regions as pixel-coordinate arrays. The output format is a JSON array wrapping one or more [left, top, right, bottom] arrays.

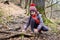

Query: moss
[[36, 6, 44, 14], [48, 23, 59, 33], [6, 16, 13, 22], [55, 20, 60, 25], [43, 16, 53, 25], [27, 13, 30, 16], [0, 17, 3, 24], [0, 10, 3, 17]]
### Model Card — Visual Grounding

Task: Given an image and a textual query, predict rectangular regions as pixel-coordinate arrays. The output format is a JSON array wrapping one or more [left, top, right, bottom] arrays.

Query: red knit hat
[[30, 3, 37, 12]]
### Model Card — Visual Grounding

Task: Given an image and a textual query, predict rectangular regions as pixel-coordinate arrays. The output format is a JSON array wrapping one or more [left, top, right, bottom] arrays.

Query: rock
[[43, 37, 45, 40], [0, 2, 26, 17], [57, 27, 60, 30], [0, 25, 3, 28]]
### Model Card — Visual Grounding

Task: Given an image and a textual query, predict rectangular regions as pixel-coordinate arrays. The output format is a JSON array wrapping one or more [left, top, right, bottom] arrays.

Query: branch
[[0, 31, 35, 40], [45, 1, 59, 9]]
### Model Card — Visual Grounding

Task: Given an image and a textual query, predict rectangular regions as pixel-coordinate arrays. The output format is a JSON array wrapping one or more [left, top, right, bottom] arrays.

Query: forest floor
[[0, 2, 60, 40], [0, 16, 60, 40]]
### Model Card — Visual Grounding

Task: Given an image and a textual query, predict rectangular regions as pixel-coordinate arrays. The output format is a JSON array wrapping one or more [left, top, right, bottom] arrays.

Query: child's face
[[31, 11, 35, 15]]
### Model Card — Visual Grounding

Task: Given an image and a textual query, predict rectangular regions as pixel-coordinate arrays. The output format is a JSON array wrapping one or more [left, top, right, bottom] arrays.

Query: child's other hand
[[22, 30, 26, 32], [24, 25, 27, 30], [34, 29, 38, 33]]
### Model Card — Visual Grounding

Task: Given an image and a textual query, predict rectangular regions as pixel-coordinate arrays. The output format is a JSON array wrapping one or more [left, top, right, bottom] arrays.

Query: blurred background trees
[[0, 0, 60, 24]]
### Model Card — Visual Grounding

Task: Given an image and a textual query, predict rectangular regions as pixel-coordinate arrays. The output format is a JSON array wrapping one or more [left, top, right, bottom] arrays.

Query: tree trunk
[[50, 0, 53, 19], [26, 0, 30, 14], [20, 0, 26, 9], [31, 0, 33, 3]]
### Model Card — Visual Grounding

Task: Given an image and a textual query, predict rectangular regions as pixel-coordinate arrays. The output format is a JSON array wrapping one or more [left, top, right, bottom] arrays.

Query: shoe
[[38, 30, 42, 34]]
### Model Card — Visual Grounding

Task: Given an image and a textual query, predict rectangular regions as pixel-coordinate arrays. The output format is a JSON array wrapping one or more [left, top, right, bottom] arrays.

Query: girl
[[23, 3, 48, 33]]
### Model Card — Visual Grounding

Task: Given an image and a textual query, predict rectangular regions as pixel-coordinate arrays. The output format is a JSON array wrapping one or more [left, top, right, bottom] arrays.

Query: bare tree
[[26, 0, 30, 14], [50, 0, 53, 19], [20, 0, 26, 9]]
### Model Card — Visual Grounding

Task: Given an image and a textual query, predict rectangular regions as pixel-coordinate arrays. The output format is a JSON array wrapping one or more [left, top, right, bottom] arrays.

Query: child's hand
[[22, 30, 25, 32], [22, 30, 26, 32], [24, 25, 27, 30], [34, 29, 38, 33]]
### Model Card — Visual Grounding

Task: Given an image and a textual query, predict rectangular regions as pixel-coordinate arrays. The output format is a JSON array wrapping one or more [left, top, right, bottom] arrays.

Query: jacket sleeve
[[37, 14, 44, 30], [24, 16, 31, 30]]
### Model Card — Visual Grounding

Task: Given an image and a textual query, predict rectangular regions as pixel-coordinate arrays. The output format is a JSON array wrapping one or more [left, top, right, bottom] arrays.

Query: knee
[[43, 27, 49, 31], [45, 27, 49, 31], [45, 28, 48, 31]]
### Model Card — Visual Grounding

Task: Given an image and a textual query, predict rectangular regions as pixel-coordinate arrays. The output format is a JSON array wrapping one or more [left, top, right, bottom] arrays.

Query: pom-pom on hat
[[30, 3, 36, 6]]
